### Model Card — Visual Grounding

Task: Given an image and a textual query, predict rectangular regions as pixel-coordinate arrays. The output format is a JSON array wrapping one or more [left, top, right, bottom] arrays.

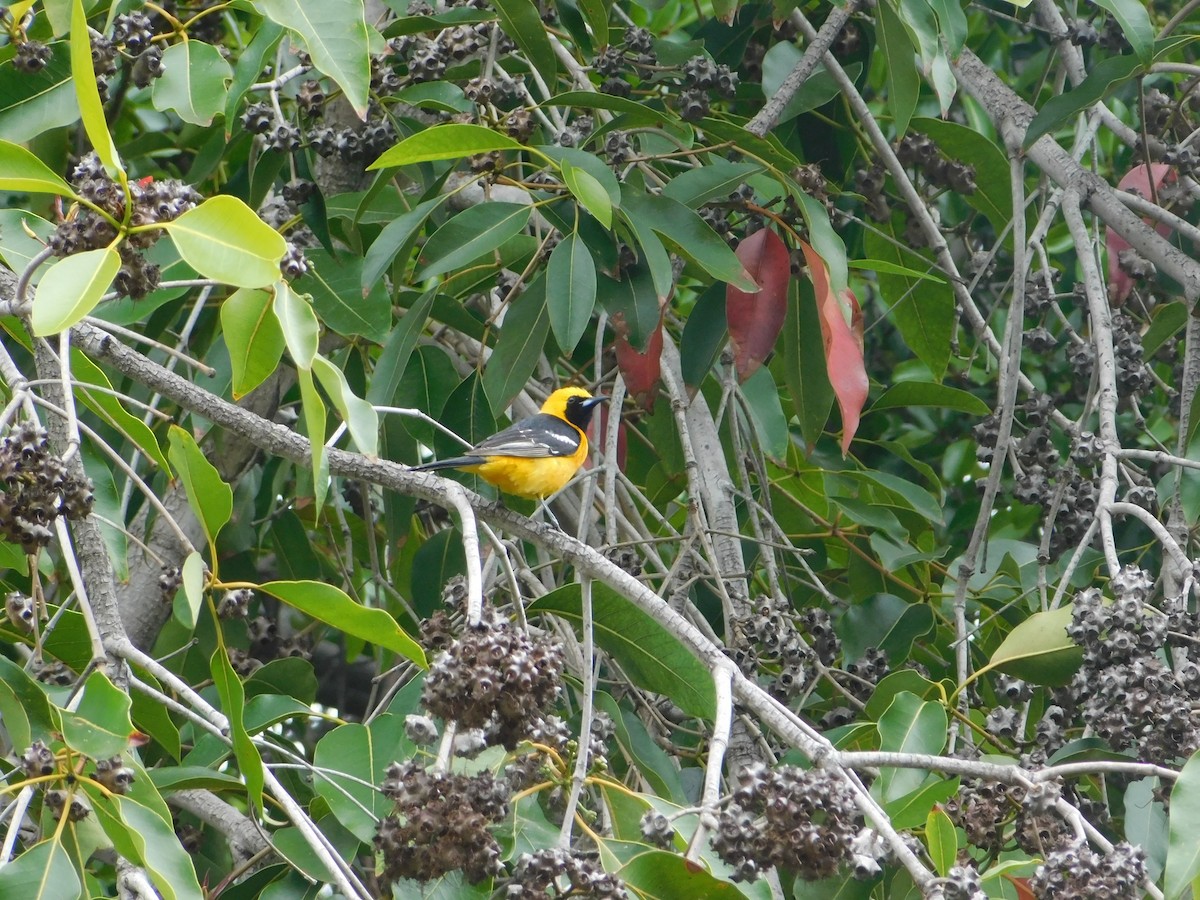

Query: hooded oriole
[[412, 387, 607, 499]]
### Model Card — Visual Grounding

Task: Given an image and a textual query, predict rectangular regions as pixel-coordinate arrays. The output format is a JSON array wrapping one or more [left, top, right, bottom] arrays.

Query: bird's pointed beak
[[583, 395, 608, 408]]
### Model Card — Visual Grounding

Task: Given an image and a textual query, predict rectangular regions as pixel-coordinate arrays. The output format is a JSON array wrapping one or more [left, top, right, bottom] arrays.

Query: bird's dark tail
[[411, 456, 485, 472]]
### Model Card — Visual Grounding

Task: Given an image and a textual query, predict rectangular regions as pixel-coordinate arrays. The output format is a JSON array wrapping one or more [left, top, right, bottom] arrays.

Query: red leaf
[[1005, 876, 1035, 900], [799, 240, 868, 455], [613, 312, 663, 410], [1107, 163, 1175, 306], [726, 228, 791, 382]]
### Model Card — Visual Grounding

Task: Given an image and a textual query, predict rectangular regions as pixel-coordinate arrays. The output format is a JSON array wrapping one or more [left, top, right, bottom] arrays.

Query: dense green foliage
[[1, 0, 1200, 897]]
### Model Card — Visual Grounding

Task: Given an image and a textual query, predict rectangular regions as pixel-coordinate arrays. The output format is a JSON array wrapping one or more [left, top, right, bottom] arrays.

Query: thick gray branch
[[746, 2, 858, 138], [168, 789, 270, 866], [952, 49, 1200, 302]]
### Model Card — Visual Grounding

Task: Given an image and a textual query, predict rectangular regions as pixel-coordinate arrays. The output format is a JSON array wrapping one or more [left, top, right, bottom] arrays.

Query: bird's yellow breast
[[464, 442, 589, 499]]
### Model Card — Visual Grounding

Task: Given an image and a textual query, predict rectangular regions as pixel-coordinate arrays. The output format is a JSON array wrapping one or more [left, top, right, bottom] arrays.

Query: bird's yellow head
[[542, 387, 607, 431]]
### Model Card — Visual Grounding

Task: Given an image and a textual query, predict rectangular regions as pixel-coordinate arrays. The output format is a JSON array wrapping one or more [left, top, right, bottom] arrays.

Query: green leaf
[[366, 290, 436, 405], [483, 277, 551, 416], [273, 280, 320, 369], [762, 43, 861, 126], [925, 806, 958, 877], [911, 117, 1013, 229], [1166, 751, 1200, 899], [272, 817, 361, 885], [70, 0, 119, 172], [259, 580, 426, 666], [546, 90, 676, 120], [1090, 0, 1153, 64], [617, 189, 673, 301], [864, 221, 955, 380], [876, 691, 947, 801], [149, 766, 245, 793], [394, 80, 474, 113], [245, 656, 319, 705], [700, 117, 800, 173], [0, 42, 78, 144], [314, 716, 411, 842], [174, 550, 206, 629], [576, 0, 609, 54], [528, 582, 717, 720], [132, 671, 182, 761], [167, 425, 233, 547], [740, 366, 788, 460], [1143, 301, 1189, 358], [897, 0, 957, 113], [0, 140, 75, 196], [59, 671, 134, 759], [878, 0, 919, 138], [562, 160, 613, 228], [492, 0, 557, 91], [0, 840, 81, 900], [295, 248, 392, 343], [221, 288, 285, 399], [856, 470, 944, 524], [369, 123, 524, 168], [69, 350, 172, 473], [662, 159, 764, 209], [1024, 54, 1143, 149], [85, 788, 204, 900], [0, 655, 56, 752], [296, 366, 329, 511], [849, 258, 947, 284], [840, 595, 936, 664], [989, 604, 1083, 686], [0, 209, 55, 279], [361, 195, 447, 289], [312, 354, 380, 457], [621, 191, 756, 292], [867, 382, 990, 416], [151, 41, 233, 126], [618, 849, 744, 898], [924, 0, 968, 57], [418, 202, 532, 280], [210, 647, 265, 816], [30, 247, 120, 336], [598, 264, 661, 353], [781, 279, 834, 448], [680, 281, 727, 388], [1047, 737, 1133, 767], [257, 0, 372, 117], [790, 189, 849, 295], [537, 147, 621, 209], [594, 693, 688, 805], [1126, 776, 1169, 883], [546, 233, 597, 351], [163, 195, 286, 288], [887, 775, 959, 831], [432, 372, 495, 461], [243, 694, 313, 733], [224, 20, 284, 133]]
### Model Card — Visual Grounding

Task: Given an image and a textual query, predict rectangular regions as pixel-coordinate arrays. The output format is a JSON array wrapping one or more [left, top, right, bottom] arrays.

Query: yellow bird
[[412, 387, 607, 499]]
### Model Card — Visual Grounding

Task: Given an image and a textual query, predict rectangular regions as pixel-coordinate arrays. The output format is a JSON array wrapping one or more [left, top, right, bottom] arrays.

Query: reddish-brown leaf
[[726, 228, 790, 383], [799, 240, 868, 455], [613, 311, 663, 410], [1005, 876, 1035, 900], [1107, 163, 1175, 306]]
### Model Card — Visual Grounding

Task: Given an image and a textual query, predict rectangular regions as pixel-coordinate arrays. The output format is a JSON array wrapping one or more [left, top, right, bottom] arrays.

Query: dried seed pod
[[93, 757, 135, 795], [6, 592, 35, 633], [20, 740, 57, 778]]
